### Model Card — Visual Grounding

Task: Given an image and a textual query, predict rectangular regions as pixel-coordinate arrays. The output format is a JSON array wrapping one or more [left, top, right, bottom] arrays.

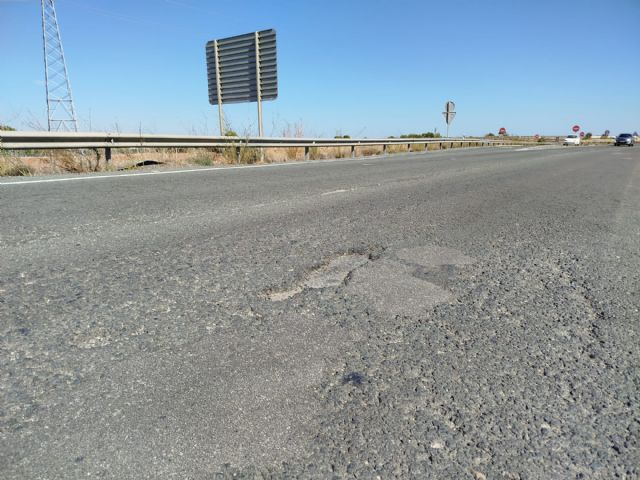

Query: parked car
[[614, 133, 635, 147], [563, 135, 580, 146]]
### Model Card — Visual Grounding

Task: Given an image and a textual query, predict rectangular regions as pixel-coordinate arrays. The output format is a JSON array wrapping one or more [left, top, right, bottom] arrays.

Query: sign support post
[[213, 40, 224, 136], [254, 32, 264, 137], [254, 32, 264, 161]]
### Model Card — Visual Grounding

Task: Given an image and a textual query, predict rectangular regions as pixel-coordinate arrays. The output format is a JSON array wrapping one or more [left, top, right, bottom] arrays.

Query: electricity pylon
[[41, 0, 78, 132]]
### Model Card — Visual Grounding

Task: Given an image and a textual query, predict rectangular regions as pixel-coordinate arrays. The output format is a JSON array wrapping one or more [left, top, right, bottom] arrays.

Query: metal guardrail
[[0, 131, 506, 162]]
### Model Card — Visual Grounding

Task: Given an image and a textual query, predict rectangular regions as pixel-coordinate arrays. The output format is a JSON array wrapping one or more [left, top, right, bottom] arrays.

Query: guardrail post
[[351, 145, 355, 158], [383, 144, 387, 155], [105, 147, 112, 164], [439, 142, 443, 150], [407, 143, 411, 152], [304, 146, 310, 161], [235, 146, 241, 163]]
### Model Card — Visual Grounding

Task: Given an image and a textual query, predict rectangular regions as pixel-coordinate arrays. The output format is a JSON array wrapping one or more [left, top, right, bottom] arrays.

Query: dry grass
[[0, 156, 34, 176]]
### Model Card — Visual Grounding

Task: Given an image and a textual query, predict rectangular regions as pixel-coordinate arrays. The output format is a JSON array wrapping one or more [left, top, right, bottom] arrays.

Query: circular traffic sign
[[579, 131, 585, 138], [499, 127, 507, 135], [572, 125, 580, 133]]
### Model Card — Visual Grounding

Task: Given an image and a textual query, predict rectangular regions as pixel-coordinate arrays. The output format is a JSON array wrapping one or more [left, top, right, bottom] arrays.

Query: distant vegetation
[[388, 132, 442, 139], [0, 124, 16, 131], [334, 135, 351, 139]]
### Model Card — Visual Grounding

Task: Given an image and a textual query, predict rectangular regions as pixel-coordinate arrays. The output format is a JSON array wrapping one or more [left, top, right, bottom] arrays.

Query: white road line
[[0, 147, 508, 187], [1, 155, 394, 186], [0, 162, 310, 186], [321, 189, 349, 196]]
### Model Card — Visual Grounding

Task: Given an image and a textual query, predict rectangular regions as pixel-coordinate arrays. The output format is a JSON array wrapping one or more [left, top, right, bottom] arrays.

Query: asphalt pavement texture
[[1, 146, 639, 479]]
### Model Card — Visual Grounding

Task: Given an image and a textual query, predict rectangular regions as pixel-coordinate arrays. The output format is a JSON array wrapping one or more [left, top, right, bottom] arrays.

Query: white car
[[563, 135, 580, 146]]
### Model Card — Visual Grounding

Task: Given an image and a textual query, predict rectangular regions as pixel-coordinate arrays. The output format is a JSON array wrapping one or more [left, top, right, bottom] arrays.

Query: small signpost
[[442, 101, 456, 137], [499, 127, 507, 135], [580, 131, 585, 138], [572, 125, 580, 133]]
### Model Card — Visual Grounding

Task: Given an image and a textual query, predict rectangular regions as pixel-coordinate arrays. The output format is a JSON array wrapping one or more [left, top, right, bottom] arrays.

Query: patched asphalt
[[1, 146, 639, 479]]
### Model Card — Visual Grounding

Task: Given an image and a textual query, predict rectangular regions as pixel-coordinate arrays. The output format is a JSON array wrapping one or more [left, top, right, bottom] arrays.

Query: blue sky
[[1, 0, 638, 137]]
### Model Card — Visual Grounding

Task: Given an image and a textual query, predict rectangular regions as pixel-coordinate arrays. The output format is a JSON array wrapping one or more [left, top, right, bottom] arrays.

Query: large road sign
[[206, 29, 277, 136], [572, 125, 580, 133]]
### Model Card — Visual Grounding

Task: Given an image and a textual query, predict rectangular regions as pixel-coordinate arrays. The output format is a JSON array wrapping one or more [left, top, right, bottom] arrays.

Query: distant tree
[[485, 133, 495, 138], [603, 130, 610, 138], [0, 124, 16, 131], [633, 131, 638, 137], [397, 132, 440, 139], [584, 132, 592, 139], [224, 130, 238, 137], [334, 134, 350, 139]]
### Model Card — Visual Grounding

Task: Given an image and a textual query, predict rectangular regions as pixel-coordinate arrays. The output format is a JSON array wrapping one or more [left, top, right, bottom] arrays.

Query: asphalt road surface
[[1, 146, 639, 479]]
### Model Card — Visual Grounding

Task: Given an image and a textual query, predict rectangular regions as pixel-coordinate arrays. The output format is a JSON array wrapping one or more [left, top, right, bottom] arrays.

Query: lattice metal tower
[[41, 0, 78, 132]]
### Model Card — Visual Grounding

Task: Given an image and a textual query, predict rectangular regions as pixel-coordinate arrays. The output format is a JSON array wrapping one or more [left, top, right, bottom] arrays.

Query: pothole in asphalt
[[265, 253, 370, 301]]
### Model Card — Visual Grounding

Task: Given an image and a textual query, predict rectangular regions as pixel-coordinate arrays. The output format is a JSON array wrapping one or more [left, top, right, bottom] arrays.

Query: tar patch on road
[[342, 372, 365, 386]]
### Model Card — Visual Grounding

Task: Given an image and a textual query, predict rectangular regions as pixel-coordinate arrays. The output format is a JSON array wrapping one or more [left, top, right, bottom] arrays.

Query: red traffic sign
[[499, 127, 507, 135], [534, 134, 540, 139], [579, 131, 585, 138], [572, 125, 580, 133]]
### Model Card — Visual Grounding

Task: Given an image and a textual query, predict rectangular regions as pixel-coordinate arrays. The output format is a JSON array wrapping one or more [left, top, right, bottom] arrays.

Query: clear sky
[[1, 0, 638, 137]]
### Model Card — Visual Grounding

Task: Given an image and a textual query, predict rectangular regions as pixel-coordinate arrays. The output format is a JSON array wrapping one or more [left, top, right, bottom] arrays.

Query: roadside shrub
[[190, 154, 215, 166]]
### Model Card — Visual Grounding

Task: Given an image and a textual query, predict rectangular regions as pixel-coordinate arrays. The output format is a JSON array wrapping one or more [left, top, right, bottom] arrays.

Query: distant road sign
[[580, 131, 585, 138], [442, 101, 456, 137], [499, 127, 507, 135], [572, 125, 580, 133], [442, 101, 456, 125], [534, 134, 540, 139]]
